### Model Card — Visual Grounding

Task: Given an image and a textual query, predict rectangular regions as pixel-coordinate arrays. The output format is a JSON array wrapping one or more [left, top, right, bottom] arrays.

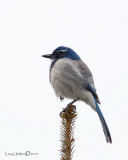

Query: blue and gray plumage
[[42, 46, 112, 143]]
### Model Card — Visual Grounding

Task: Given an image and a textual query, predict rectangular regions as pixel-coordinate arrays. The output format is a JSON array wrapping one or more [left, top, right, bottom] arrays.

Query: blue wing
[[87, 84, 100, 104], [77, 60, 112, 143], [77, 61, 100, 104]]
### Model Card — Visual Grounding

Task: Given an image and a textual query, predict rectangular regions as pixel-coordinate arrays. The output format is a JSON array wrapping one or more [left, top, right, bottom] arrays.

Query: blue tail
[[95, 99, 112, 143]]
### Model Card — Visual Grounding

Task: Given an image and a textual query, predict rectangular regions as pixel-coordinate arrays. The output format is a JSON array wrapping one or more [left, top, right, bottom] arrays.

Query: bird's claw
[[60, 96, 64, 102], [60, 105, 76, 117]]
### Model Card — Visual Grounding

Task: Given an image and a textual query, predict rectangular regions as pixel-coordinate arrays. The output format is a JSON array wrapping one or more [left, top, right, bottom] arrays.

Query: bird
[[42, 46, 112, 143]]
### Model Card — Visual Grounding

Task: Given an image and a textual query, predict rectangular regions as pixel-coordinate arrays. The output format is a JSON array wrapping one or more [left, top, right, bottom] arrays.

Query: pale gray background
[[0, 0, 128, 160]]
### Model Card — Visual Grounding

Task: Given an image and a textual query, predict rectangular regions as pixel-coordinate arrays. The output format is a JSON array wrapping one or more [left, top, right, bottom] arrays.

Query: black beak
[[41, 54, 53, 59]]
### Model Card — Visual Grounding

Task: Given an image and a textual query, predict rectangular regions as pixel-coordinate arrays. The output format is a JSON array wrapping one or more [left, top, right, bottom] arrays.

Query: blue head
[[42, 46, 81, 61]]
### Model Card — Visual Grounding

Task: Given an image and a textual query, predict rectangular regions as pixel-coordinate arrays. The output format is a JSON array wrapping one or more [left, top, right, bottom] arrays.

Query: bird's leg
[[60, 100, 77, 116]]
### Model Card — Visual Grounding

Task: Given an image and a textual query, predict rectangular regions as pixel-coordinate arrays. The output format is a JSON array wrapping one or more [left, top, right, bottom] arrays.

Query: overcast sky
[[0, 0, 128, 160]]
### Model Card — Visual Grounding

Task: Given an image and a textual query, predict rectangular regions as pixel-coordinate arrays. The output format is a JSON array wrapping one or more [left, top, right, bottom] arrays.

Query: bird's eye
[[55, 51, 61, 55], [55, 50, 67, 55], [53, 49, 67, 58]]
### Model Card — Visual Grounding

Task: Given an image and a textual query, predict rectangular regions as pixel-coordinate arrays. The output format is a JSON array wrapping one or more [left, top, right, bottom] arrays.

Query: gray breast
[[50, 58, 95, 100]]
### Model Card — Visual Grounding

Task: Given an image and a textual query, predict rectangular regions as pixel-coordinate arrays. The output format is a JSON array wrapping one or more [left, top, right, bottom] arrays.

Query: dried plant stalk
[[60, 105, 77, 160]]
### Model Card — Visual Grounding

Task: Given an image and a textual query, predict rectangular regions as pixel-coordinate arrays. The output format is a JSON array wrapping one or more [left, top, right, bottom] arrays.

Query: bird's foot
[[60, 104, 76, 117]]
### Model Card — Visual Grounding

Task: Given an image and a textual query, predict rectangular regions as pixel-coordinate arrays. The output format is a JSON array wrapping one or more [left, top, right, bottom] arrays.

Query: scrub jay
[[42, 46, 112, 143]]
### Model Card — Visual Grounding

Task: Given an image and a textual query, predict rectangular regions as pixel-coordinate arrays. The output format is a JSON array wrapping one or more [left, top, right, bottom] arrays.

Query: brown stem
[[60, 105, 77, 160]]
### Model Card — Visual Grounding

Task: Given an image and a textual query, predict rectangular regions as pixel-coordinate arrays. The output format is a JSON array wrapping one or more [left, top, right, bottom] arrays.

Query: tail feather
[[95, 100, 112, 143]]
